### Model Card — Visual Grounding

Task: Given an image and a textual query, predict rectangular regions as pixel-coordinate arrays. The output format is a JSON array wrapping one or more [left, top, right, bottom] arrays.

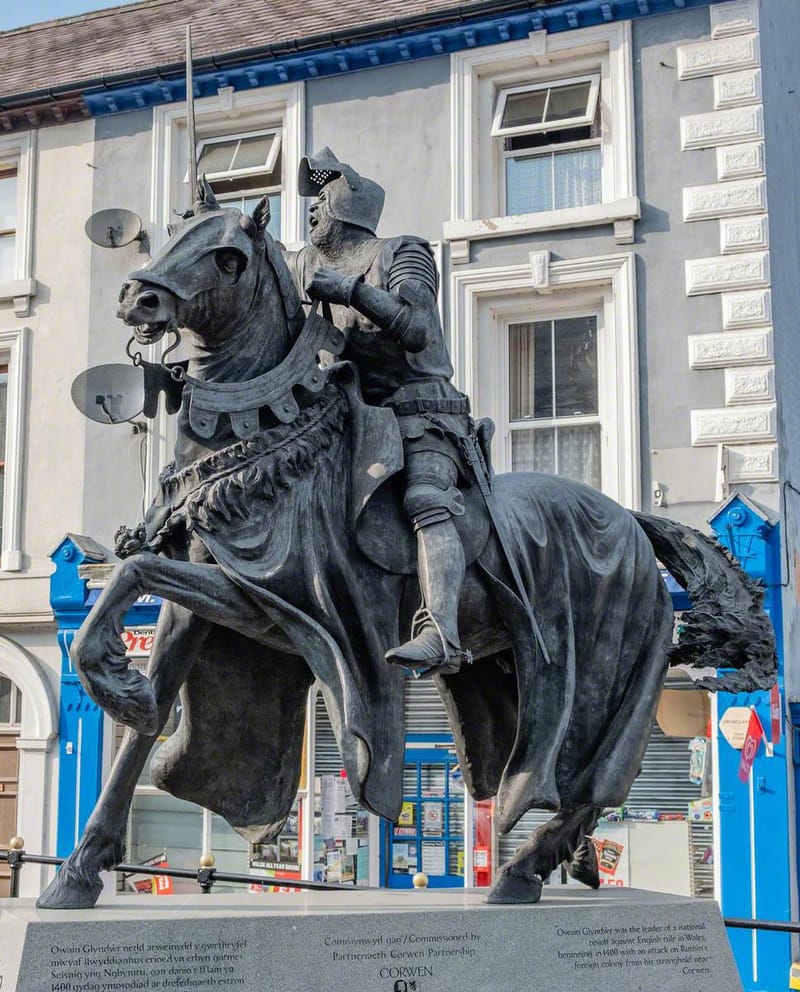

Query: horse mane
[[151, 385, 348, 545]]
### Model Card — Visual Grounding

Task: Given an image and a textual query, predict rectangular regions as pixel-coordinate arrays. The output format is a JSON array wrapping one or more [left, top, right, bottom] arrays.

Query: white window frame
[[148, 83, 305, 497], [151, 82, 305, 254], [0, 132, 36, 317], [0, 326, 29, 571], [450, 252, 639, 508], [191, 127, 283, 184], [491, 73, 600, 138], [446, 22, 637, 245], [503, 309, 603, 485], [0, 673, 23, 729]]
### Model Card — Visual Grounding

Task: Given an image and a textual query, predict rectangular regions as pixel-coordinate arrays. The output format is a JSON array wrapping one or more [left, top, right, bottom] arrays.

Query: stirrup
[[385, 609, 471, 678]]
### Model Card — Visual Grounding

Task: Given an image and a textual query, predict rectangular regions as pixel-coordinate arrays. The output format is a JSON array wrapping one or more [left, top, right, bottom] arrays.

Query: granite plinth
[[0, 887, 742, 992]]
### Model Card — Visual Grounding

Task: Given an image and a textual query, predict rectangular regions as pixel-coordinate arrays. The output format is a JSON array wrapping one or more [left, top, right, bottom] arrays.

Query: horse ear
[[194, 175, 221, 214], [252, 195, 271, 236]]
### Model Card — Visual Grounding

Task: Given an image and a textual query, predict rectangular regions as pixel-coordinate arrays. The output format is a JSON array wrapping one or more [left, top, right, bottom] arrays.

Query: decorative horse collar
[[137, 302, 346, 441]]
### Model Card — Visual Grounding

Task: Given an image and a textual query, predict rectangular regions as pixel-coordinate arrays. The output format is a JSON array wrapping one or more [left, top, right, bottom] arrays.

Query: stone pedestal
[[0, 887, 742, 992]]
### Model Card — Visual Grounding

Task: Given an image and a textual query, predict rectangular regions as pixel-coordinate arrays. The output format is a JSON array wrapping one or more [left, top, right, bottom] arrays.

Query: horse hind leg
[[488, 804, 601, 905], [37, 605, 210, 909]]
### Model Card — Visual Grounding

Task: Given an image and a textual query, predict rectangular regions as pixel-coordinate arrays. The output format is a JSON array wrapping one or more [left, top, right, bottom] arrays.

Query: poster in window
[[421, 841, 446, 875]]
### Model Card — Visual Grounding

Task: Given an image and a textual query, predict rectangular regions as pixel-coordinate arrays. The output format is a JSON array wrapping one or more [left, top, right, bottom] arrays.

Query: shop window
[[191, 128, 282, 240], [447, 22, 636, 243], [507, 316, 601, 488], [493, 76, 601, 217]]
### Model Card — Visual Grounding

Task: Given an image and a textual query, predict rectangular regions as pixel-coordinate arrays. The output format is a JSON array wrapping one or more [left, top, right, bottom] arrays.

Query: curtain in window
[[506, 155, 552, 215], [511, 425, 600, 488], [554, 147, 601, 210]]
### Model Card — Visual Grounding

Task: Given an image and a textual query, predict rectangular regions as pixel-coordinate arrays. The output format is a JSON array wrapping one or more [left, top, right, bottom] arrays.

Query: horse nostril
[[119, 282, 130, 304], [136, 292, 160, 311]]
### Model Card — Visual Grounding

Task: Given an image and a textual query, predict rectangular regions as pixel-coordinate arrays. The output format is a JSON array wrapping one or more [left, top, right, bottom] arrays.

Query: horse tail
[[632, 511, 776, 693]]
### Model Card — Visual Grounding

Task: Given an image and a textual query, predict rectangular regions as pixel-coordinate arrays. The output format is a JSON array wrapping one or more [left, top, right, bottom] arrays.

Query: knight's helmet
[[299, 147, 385, 234]]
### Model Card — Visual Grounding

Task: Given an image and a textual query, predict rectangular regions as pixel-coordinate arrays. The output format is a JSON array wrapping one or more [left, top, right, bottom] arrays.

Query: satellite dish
[[71, 364, 145, 425], [84, 208, 144, 248]]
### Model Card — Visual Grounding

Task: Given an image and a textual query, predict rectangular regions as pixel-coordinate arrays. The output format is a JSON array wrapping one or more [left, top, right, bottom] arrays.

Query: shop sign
[[421, 801, 443, 836], [120, 626, 157, 657], [719, 706, 753, 749]]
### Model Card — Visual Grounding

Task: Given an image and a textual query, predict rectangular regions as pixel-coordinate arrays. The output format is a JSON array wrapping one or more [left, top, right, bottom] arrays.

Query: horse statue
[[38, 183, 775, 910]]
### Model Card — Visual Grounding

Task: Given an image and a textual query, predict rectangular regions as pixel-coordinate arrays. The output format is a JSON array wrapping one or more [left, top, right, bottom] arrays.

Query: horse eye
[[215, 248, 244, 276]]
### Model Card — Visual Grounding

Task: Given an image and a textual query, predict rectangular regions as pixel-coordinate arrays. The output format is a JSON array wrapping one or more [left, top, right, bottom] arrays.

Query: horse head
[[117, 178, 304, 378]]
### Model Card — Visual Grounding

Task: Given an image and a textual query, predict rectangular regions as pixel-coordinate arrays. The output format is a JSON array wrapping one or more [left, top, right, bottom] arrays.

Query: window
[[0, 132, 35, 315], [493, 76, 601, 217], [450, 252, 639, 507], [507, 316, 601, 488], [0, 328, 29, 572], [0, 674, 22, 727], [192, 128, 283, 240], [0, 364, 6, 546], [447, 22, 637, 244], [0, 172, 17, 282], [155, 84, 304, 256]]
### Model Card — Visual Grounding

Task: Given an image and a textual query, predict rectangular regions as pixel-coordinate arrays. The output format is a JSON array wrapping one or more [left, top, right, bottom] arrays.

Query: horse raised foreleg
[[37, 604, 210, 909], [487, 804, 601, 904], [72, 552, 275, 734]]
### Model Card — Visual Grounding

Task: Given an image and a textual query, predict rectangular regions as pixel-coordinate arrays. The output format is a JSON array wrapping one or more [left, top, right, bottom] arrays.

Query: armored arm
[[307, 241, 440, 353]]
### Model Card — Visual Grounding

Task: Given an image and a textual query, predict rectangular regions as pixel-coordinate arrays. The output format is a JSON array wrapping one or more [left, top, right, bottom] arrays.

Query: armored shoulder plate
[[387, 239, 438, 300]]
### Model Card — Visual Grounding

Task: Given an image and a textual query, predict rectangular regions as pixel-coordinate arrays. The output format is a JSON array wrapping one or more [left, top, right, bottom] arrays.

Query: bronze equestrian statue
[[36, 178, 774, 911]]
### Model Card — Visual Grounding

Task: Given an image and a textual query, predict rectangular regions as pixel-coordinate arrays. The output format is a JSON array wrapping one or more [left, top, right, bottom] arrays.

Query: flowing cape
[[440, 472, 674, 834]]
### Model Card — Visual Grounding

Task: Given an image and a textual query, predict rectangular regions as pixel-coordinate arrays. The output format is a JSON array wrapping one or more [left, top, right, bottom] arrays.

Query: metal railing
[[2, 839, 799, 933], [0, 837, 362, 899]]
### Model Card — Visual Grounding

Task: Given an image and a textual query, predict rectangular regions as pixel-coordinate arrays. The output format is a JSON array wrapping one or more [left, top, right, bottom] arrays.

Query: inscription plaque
[[0, 889, 742, 992]]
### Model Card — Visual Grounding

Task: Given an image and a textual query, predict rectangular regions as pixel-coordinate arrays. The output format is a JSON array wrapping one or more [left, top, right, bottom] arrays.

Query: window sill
[[443, 197, 640, 251], [0, 278, 37, 318]]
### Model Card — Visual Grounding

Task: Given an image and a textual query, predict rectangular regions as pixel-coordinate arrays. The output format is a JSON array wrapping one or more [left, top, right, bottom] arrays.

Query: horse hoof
[[566, 838, 600, 889], [95, 673, 158, 736], [486, 869, 543, 904], [36, 862, 103, 910]]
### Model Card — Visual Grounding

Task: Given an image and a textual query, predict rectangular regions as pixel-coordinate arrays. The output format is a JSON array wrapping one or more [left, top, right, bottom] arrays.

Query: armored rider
[[284, 148, 472, 677]]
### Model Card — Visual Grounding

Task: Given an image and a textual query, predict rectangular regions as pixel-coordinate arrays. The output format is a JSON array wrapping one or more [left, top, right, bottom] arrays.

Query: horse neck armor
[[173, 302, 346, 441]]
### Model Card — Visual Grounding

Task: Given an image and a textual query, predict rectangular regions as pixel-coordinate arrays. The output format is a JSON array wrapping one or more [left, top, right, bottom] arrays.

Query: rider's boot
[[385, 518, 468, 677]]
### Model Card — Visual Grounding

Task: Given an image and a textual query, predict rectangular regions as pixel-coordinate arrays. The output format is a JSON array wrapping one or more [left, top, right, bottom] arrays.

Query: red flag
[[738, 708, 766, 783], [771, 683, 782, 747]]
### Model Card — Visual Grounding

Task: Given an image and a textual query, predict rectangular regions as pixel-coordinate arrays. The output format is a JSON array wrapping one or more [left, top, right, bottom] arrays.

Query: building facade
[[0, 0, 798, 986]]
